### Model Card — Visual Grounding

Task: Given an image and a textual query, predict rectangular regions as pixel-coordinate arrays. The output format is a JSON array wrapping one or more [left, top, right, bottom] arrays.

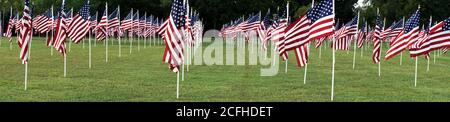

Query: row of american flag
[[8, 0, 205, 68], [219, 0, 449, 68]]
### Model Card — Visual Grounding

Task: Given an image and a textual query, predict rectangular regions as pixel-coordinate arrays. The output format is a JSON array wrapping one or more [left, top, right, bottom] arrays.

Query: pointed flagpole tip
[[418, 4, 421, 9]]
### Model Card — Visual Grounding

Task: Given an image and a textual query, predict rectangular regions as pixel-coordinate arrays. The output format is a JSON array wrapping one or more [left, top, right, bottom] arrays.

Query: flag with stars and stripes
[[306, 0, 334, 42], [271, 5, 288, 61], [373, 13, 383, 64], [160, 0, 186, 73], [67, 0, 90, 44], [96, 4, 108, 41], [385, 9, 421, 60], [410, 17, 450, 58], [357, 20, 367, 48], [257, 9, 272, 50], [108, 7, 120, 36], [19, 0, 32, 64], [121, 9, 133, 31], [52, 0, 68, 55]]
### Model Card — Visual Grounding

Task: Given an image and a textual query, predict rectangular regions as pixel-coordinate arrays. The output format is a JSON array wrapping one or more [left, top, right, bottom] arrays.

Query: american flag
[[90, 12, 98, 30], [284, 15, 310, 51], [65, 8, 74, 26], [67, 0, 90, 44], [283, 14, 311, 67], [145, 15, 154, 38], [185, 8, 194, 48], [387, 19, 404, 44], [161, 0, 185, 72], [132, 11, 140, 34], [46, 7, 55, 47], [410, 17, 450, 57], [96, 5, 108, 41], [338, 16, 358, 39], [138, 15, 146, 37], [19, 0, 32, 64], [6, 12, 15, 42], [332, 23, 349, 50], [271, 6, 288, 61], [121, 9, 133, 31], [52, 0, 68, 55], [357, 20, 367, 48], [385, 9, 421, 60], [306, 0, 334, 42], [232, 17, 244, 40], [257, 9, 272, 50], [240, 13, 261, 32], [315, 38, 324, 48], [410, 27, 429, 59], [15, 13, 21, 33], [373, 13, 383, 63], [33, 9, 52, 33], [108, 7, 120, 36]]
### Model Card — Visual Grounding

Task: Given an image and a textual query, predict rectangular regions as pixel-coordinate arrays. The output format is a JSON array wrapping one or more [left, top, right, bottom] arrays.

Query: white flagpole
[[379, 16, 385, 77], [9, 7, 12, 51], [427, 16, 432, 71], [319, 41, 322, 59], [89, 30, 92, 68], [64, 50, 67, 77], [129, 9, 133, 54], [353, 11, 360, 70], [331, 0, 336, 101], [414, 57, 418, 87], [304, 0, 314, 84], [51, 5, 54, 56], [24, 62, 28, 90], [304, 43, 310, 84], [94, 13, 97, 47], [118, 6, 122, 57], [137, 10, 140, 52], [285, 1, 289, 74], [414, 5, 420, 87], [433, 51, 436, 64], [400, 16, 405, 65], [144, 12, 147, 49], [177, 71, 180, 99], [105, 3, 109, 63]]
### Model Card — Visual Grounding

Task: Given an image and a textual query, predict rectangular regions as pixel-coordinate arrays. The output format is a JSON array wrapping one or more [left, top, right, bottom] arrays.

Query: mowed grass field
[[0, 37, 448, 102]]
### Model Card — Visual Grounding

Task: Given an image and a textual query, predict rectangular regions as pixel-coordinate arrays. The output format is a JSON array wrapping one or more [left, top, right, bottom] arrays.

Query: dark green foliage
[[0, 0, 449, 30]]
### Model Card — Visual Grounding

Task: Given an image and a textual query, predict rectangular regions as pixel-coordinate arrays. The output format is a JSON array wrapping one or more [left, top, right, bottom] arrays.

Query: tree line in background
[[0, 0, 448, 30]]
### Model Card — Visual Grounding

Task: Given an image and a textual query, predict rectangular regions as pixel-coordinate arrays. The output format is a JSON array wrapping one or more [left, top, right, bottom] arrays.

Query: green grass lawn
[[0, 37, 448, 102]]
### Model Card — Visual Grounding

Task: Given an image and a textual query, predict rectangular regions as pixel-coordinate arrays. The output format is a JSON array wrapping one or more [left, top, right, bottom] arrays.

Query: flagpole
[[94, 11, 98, 47], [9, 7, 12, 51], [304, 0, 315, 84], [177, 71, 180, 99], [353, 11, 360, 70], [331, 0, 336, 101], [129, 9, 133, 54], [64, 49, 67, 77], [50, 5, 54, 56], [433, 51, 436, 64], [400, 16, 405, 65], [105, 3, 109, 63], [285, 1, 289, 74], [319, 41, 322, 59], [379, 16, 385, 77], [137, 11, 140, 52], [118, 6, 122, 58], [427, 16, 432, 72], [88, 29, 92, 68], [414, 5, 421, 87], [414, 57, 418, 87], [144, 12, 147, 49]]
